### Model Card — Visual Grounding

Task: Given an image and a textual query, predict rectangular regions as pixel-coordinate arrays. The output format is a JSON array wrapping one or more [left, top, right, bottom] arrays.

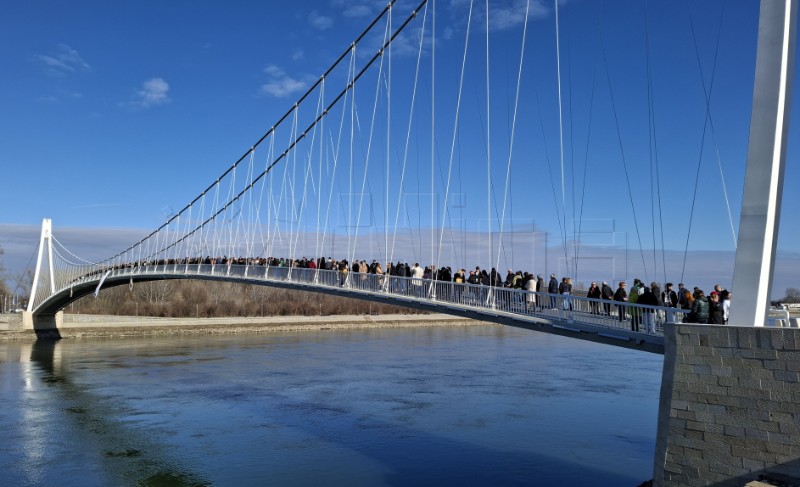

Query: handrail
[[40, 263, 699, 337]]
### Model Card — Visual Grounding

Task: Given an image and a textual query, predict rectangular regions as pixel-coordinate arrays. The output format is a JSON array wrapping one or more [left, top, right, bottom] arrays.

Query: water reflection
[[14, 341, 210, 486], [0, 326, 662, 486]]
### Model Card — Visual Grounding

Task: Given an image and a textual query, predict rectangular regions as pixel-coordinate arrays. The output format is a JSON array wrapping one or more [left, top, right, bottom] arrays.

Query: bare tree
[[68, 279, 425, 318], [0, 246, 11, 312], [783, 288, 800, 303], [135, 281, 173, 305]]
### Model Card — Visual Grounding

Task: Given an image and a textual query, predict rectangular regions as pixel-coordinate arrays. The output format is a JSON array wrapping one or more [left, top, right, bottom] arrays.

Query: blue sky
[[1, 0, 799, 294]]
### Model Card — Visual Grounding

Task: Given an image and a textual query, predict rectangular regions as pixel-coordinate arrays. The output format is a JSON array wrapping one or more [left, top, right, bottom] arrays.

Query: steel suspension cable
[[532, 81, 570, 273], [555, 0, 569, 274], [598, 9, 650, 282], [436, 0, 474, 272], [389, 2, 428, 266], [291, 87, 325, 261], [574, 66, 597, 287], [644, 0, 668, 284], [680, 0, 728, 281], [103, 0, 401, 265], [319, 49, 357, 267], [351, 14, 390, 267], [486, 0, 492, 277], [686, 0, 735, 246], [385, 3, 392, 276], [493, 0, 530, 277]]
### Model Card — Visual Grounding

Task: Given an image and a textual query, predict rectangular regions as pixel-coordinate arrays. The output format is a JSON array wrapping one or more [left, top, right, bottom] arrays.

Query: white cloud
[[36, 89, 83, 104], [492, 0, 549, 30], [448, 0, 554, 32], [260, 65, 309, 98], [291, 49, 305, 61], [34, 44, 92, 77], [343, 4, 374, 18], [309, 10, 334, 30], [132, 78, 171, 108], [331, 0, 380, 19]]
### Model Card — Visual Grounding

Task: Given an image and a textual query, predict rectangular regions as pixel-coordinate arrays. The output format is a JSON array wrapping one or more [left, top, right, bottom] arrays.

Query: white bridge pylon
[[27, 218, 55, 313]]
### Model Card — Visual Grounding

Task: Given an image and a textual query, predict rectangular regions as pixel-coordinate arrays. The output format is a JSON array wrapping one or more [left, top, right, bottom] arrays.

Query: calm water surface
[[0, 324, 662, 486]]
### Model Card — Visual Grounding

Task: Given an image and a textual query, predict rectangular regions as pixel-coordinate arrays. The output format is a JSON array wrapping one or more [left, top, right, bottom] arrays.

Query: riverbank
[[0, 313, 487, 340]]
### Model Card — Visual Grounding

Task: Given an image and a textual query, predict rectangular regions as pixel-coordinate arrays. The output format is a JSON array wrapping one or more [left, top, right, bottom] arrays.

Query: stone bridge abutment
[[654, 323, 800, 486]]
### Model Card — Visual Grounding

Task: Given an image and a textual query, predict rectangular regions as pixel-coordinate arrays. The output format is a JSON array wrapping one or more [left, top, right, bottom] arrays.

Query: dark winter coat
[[708, 300, 724, 324], [691, 297, 710, 324]]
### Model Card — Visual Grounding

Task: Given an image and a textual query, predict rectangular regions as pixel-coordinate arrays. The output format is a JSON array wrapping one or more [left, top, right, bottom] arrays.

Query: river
[[0, 324, 662, 486]]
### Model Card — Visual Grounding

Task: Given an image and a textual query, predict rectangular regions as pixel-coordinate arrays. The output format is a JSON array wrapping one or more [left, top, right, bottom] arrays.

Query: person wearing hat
[[587, 282, 601, 315], [614, 281, 628, 322], [504, 269, 515, 288]]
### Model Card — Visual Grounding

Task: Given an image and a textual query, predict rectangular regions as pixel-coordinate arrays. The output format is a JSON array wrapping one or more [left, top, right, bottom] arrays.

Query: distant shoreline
[[0, 313, 488, 341]]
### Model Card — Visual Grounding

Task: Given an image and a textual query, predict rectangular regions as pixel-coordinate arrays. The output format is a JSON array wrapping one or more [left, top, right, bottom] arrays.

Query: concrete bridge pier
[[21, 311, 63, 339], [654, 323, 800, 486]]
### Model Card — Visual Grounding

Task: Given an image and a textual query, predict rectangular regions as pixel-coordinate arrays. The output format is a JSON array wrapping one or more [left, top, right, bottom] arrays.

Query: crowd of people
[[597, 279, 732, 334], [111, 255, 732, 332]]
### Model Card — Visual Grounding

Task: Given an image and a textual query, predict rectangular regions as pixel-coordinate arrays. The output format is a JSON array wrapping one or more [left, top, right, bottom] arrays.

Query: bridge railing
[[49, 263, 696, 337]]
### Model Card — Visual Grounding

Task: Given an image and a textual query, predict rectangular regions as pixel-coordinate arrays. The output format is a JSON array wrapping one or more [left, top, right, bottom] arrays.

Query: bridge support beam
[[654, 323, 800, 486], [730, 0, 797, 326], [22, 311, 63, 336]]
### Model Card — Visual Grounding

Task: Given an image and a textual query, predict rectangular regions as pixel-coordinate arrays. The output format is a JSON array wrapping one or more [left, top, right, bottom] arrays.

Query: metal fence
[[59, 264, 704, 336]]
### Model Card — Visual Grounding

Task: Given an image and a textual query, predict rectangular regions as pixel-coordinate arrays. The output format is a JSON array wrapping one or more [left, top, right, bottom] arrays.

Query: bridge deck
[[36, 264, 685, 353]]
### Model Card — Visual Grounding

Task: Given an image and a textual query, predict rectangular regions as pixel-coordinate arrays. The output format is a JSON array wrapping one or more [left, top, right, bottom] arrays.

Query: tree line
[[66, 279, 426, 318]]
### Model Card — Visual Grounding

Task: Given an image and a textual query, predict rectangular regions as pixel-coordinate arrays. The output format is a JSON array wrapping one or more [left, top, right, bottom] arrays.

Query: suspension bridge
[[21, 0, 793, 348], [15, 0, 800, 483]]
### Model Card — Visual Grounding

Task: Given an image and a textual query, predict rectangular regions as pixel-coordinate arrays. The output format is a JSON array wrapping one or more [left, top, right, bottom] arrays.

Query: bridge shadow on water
[[28, 336, 649, 486]]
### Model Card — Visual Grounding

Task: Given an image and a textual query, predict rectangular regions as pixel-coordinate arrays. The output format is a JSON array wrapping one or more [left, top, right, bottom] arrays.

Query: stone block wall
[[654, 323, 800, 486]]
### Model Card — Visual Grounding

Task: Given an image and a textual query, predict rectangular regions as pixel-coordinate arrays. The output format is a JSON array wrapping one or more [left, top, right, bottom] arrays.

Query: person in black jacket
[[587, 282, 601, 314], [637, 286, 659, 333], [690, 290, 710, 324], [708, 292, 724, 324], [548, 274, 559, 308], [614, 281, 628, 322], [601, 281, 614, 315]]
